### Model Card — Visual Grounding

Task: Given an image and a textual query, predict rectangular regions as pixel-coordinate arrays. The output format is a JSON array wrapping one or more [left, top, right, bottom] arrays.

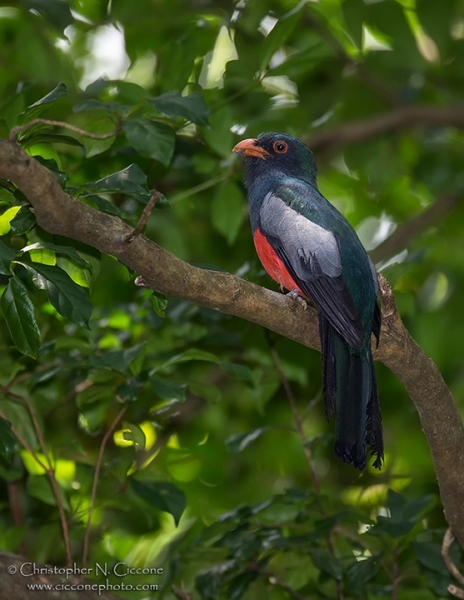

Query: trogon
[[233, 132, 383, 470]]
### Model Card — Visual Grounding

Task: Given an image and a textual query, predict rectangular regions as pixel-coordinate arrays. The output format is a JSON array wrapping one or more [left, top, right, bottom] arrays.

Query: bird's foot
[[286, 289, 307, 310]]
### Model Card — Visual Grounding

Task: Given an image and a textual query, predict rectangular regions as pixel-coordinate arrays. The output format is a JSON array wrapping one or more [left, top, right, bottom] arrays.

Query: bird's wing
[[258, 190, 365, 348]]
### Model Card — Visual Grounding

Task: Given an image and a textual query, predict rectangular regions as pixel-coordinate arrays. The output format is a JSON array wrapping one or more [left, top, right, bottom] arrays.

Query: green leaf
[[227, 571, 258, 600], [188, 381, 221, 405], [117, 376, 145, 403], [131, 479, 186, 525], [29, 364, 62, 387], [21, 242, 89, 266], [22, 133, 86, 152], [416, 0, 455, 57], [0, 417, 17, 459], [17, 261, 92, 328], [309, 549, 343, 581], [342, 0, 367, 50], [346, 556, 379, 593], [226, 428, 272, 454], [259, 10, 302, 70], [365, 1, 422, 66], [203, 106, 233, 158], [22, 82, 68, 122], [152, 348, 220, 374], [27, 474, 56, 506], [31, 157, 67, 187], [267, 44, 327, 78], [0, 118, 9, 139], [122, 119, 175, 166], [149, 92, 209, 126], [81, 164, 151, 203], [73, 111, 118, 158], [370, 490, 435, 537], [150, 379, 187, 401], [0, 206, 21, 235], [158, 36, 197, 91], [211, 180, 245, 245], [27, 474, 70, 511], [121, 421, 146, 448], [150, 291, 168, 317], [0, 240, 18, 275], [27, 82, 68, 108], [22, 1, 73, 32], [1, 276, 41, 358], [224, 362, 255, 384], [89, 344, 145, 376], [73, 99, 127, 114], [86, 194, 122, 217], [413, 541, 454, 576], [10, 207, 36, 235], [196, 561, 237, 600]]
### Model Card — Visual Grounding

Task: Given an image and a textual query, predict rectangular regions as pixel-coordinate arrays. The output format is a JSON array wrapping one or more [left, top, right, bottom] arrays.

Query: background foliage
[[0, 0, 464, 598]]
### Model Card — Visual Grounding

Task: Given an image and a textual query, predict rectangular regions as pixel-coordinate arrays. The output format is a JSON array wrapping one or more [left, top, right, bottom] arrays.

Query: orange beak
[[233, 138, 270, 159]]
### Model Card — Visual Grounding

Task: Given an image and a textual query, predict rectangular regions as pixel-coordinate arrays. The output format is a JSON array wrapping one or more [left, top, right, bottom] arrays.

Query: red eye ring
[[273, 140, 288, 154]]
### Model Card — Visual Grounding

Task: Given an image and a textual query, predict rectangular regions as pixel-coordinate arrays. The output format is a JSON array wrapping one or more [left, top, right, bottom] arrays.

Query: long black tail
[[319, 315, 383, 470]]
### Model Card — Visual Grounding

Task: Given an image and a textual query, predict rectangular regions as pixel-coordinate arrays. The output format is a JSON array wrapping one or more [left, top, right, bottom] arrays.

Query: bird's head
[[233, 132, 318, 186]]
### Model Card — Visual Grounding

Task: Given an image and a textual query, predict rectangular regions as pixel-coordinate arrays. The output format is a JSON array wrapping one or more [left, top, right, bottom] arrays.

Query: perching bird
[[233, 132, 383, 470]]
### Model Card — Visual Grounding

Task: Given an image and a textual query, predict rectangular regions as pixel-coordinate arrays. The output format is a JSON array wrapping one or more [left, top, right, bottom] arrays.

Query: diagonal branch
[[307, 106, 464, 157], [370, 193, 461, 264], [1, 140, 464, 550]]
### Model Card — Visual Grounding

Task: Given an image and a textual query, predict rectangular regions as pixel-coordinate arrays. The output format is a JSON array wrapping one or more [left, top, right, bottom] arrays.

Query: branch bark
[[1, 140, 464, 548], [308, 105, 464, 157]]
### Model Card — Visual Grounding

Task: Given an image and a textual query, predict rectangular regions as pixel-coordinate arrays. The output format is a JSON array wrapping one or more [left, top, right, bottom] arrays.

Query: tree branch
[[442, 528, 464, 595], [82, 404, 128, 568], [9, 118, 121, 142], [268, 340, 320, 493], [370, 193, 461, 264], [1, 140, 464, 549], [307, 106, 464, 157]]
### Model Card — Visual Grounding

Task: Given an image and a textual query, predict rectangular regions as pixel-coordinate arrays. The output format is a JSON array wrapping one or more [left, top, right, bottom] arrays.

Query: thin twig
[[268, 341, 320, 494], [267, 341, 345, 599], [124, 189, 163, 243], [442, 528, 464, 587], [324, 532, 344, 600], [23, 392, 73, 566], [0, 392, 73, 565], [390, 546, 400, 600], [82, 404, 128, 568], [9, 118, 121, 143], [7, 481, 27, 556], [449, 585, 464, 599], [0, 409, 46, 470], [169, 172, 230, 204]]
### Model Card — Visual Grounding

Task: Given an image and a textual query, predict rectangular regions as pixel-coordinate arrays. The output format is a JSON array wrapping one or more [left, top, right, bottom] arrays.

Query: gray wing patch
[[260, 192, 342, 280], [259, 192, 365, 348]]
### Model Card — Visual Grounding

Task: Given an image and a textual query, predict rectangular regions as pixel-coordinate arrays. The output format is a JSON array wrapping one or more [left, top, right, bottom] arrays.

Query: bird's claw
[[286, 289, 307, 310]]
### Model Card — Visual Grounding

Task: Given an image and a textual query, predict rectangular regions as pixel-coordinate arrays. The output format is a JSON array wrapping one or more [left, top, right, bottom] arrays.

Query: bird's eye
[[273, 141, 288, 154]]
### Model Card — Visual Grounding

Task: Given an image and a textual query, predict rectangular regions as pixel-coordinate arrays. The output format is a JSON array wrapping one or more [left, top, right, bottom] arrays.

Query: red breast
[[253, 228, 304, 294]]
